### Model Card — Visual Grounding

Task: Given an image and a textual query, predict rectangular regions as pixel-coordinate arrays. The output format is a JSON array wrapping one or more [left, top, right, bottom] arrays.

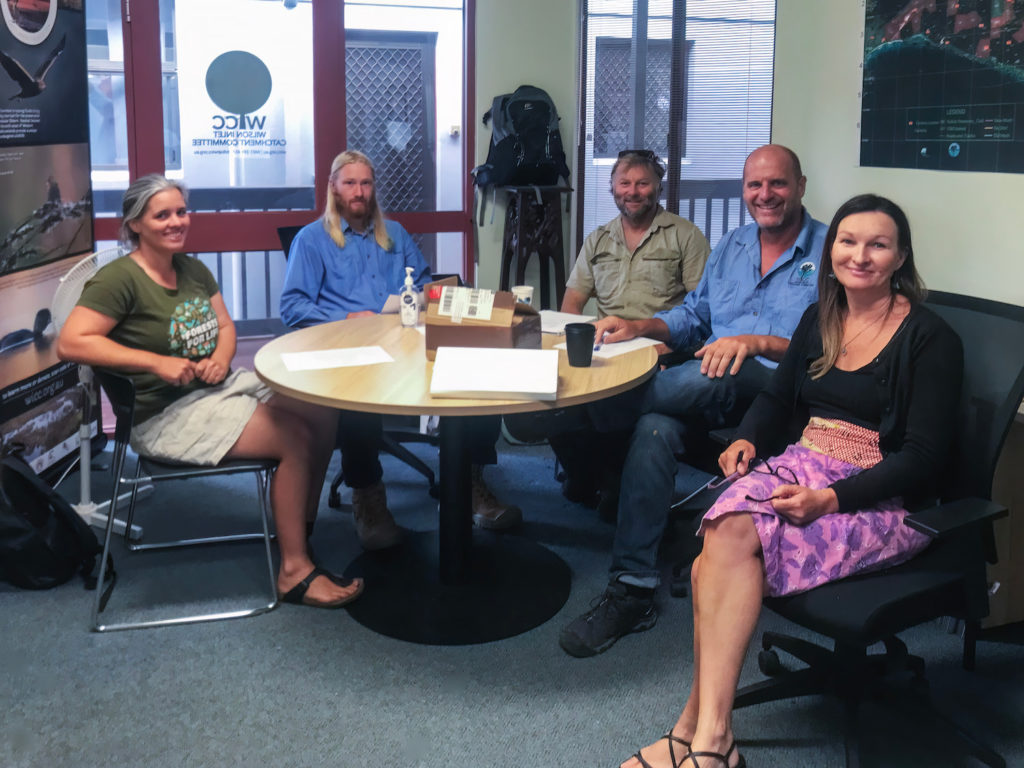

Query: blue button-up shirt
[[655, 209, 828, 368], [279, 218, 431, 328]]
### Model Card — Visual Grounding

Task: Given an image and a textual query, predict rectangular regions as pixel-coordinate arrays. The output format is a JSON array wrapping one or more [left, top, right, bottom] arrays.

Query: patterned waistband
[[799, 416, 883, 469]]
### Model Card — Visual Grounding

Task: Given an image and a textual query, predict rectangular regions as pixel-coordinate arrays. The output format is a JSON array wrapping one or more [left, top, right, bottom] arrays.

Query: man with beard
[[281, 150, 522, 551], [561, 149, 709, 320], [559, 144, 829, 657], [547, 150, 709, 511]]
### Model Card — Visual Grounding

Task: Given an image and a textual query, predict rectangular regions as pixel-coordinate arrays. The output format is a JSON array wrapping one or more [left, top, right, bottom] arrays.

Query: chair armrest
[[905, 497, 1008, 539], [708, 428, 735, 447], [671, 483, 728, 515]]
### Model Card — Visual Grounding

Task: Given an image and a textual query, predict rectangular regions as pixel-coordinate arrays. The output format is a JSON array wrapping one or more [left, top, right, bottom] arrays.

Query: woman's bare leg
[[688, 513, 763, 765], [621, 513, 763, 768], [263, 395, 336, 523], [675, 553, 703, 739], [226, 400, 359, 604]]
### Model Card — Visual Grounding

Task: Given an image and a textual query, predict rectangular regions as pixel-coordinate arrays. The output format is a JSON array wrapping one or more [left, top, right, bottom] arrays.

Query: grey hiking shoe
[[558, 582, 656, 657], [351, 481, 403, 550], [471, 465, 522, 530]]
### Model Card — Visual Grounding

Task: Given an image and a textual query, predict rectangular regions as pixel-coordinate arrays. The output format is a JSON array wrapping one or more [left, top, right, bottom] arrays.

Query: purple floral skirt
[[699, 438, 931, 597]]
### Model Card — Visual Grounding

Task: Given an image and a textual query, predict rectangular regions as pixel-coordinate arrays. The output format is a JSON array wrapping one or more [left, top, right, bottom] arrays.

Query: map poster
[[861, 0, 1024, 173]]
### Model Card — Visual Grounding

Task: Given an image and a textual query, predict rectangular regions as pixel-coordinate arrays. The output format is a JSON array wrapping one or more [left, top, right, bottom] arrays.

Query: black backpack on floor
[[472, 85, 570, 215], [0, 449, 107, 590]]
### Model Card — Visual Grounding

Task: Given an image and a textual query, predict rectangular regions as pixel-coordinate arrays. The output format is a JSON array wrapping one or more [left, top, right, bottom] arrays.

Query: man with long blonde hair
[[281, 151, 521, 547]]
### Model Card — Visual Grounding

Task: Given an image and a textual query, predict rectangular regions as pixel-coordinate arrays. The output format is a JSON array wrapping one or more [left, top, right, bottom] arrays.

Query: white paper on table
[[538, 309, 596, 334], [380, 291, 425, 314], [281, 346, 394, 371], [554, 335, 660, 359], [430, 346, 558, 400]]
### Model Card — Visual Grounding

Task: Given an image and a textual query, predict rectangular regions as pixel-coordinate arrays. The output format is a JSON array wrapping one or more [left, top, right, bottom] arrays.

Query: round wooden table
[[255, 314, 658, 644]]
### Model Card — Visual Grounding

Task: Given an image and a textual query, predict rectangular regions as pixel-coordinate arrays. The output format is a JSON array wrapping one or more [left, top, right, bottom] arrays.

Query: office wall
[[772, 0, 1024, 307], [474, 0, 579, 292], [776, 1, 1024, 627], [474, 1, 1024, 306]]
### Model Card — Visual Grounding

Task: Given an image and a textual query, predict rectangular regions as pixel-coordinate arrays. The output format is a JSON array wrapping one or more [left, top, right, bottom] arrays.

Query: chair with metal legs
[[91, 370, 279, 632]]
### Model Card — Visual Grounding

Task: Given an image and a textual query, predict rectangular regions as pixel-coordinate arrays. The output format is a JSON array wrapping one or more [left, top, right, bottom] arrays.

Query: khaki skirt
[[131, 369, 274, 466]]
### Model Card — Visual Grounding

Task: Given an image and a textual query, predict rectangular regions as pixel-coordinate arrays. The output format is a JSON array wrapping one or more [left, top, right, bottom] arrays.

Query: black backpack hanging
[[472, 84, 571, 223], [0, 449, 109, 590]]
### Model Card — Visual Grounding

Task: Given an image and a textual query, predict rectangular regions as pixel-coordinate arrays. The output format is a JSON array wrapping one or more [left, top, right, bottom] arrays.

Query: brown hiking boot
[[471, 465, 522, 530], [351, 481, 403, 550]]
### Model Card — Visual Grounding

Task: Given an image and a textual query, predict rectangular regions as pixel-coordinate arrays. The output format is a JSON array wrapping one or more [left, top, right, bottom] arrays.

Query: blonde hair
[[322, 150, 392, 251]]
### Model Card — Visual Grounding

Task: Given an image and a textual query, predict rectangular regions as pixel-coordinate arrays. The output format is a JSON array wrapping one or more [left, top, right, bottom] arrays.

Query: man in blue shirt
[[559, 144, 828, 657], [281, 151, 521, 549]]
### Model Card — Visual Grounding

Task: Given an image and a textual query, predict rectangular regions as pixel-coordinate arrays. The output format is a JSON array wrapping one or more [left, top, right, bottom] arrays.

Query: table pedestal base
[[344, 530, 571, 645]]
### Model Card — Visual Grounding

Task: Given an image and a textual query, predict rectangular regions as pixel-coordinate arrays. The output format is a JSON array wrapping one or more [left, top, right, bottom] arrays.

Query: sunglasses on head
[[618, 149, 659, 161]]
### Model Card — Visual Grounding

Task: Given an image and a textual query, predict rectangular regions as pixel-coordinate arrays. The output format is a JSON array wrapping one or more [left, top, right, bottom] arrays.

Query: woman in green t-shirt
[[58, 174, 362, 610]]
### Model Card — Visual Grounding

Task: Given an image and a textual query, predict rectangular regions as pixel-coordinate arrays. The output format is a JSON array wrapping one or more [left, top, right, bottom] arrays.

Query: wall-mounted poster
[[861, 0, 1024, 173], [0, 0, 92, 275], [0, 0, 94, 473]]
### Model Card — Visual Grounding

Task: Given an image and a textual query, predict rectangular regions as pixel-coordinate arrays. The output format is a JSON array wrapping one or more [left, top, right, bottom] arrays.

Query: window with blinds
[[579, 0, 776, 249]]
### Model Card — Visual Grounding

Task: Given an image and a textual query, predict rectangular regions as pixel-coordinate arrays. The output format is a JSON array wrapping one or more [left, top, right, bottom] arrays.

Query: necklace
[[840, 305, 891, 356]]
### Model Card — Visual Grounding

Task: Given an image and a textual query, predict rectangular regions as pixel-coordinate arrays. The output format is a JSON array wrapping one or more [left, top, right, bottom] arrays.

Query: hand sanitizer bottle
[[399, 266, 418, 327]]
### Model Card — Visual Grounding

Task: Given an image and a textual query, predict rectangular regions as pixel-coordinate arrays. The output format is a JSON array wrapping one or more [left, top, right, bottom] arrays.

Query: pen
[[594, 331, 607, 352]]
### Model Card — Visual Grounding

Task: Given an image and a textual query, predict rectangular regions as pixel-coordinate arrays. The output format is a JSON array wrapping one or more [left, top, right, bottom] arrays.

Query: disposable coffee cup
[[511, 285, 534, 305], [564, 322, 596, 367]]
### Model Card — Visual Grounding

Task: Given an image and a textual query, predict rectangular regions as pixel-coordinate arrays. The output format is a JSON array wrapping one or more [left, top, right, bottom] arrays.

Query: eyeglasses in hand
[[742, 460, 799, 503]]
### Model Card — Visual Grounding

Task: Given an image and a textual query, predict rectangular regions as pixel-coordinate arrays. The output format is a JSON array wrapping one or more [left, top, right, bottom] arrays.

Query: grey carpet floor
[[1, 438, 1021, 768]]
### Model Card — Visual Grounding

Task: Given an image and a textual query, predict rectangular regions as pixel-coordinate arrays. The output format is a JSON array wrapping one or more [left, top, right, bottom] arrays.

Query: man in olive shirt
[[552, 150, 709, 510], [561, 149, 709, 320]]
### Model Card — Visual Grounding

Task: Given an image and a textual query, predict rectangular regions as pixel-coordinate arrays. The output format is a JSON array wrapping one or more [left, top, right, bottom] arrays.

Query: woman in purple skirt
[[622, 194, 963, 768]]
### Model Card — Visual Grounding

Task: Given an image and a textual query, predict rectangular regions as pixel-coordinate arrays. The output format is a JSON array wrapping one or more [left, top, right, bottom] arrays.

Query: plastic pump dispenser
[[399, 266, 418, 327]]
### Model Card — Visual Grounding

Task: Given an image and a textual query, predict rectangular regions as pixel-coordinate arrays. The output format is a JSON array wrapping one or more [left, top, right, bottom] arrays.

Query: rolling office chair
[[687, 291, 1023, 767], [90, 370, 278, 632], [276, 225, 442, 505]]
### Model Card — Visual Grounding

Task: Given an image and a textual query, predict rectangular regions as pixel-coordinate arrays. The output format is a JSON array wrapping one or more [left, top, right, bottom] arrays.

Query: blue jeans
[[612, 359, 773, 588]]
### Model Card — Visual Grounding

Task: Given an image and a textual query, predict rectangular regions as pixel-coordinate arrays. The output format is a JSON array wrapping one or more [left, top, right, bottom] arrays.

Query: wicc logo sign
[[205, 50, 272, 124]]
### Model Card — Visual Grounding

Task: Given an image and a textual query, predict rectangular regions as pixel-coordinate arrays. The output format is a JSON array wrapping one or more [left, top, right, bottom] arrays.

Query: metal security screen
[[346, 29, 438, 266], [594, 38, 686, 159]]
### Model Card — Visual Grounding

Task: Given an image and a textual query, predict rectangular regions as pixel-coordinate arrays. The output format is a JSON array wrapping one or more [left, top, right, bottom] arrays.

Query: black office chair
[[275, 224, 302, 262], [91, 370, 278, 632], [276, 225, 446, 505], [718, 291, 1023, 767]]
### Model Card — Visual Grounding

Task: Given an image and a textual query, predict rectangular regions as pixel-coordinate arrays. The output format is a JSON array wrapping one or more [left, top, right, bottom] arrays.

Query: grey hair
[[609, 151, 666, 198], [120, 174, 190, 248]]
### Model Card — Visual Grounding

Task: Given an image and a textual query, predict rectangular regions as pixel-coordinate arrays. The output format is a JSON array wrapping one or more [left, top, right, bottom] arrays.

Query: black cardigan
[[734, 302, 964, 513]]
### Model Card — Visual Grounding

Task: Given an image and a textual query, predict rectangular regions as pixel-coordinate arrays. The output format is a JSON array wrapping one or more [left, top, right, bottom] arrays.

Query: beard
[[615, 193, 658, 225], [338, 194, 376, 224]]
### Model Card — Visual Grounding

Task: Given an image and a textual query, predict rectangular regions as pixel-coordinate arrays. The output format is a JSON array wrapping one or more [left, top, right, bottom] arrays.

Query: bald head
[[742, 144, 806, 235], [744, 144, 802, 180]]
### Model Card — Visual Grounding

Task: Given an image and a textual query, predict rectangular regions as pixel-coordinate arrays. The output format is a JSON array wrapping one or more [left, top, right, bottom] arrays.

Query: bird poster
[[0, 0, 92, 277], [0, 0, 93, 474]]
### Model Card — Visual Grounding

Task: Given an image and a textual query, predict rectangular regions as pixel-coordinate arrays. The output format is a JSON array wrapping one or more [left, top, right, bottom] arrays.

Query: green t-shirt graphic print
[[77, 254, 223, 424]]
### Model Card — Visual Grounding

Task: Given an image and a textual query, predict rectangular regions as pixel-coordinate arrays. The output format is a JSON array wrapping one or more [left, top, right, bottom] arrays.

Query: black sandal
[[279, 566, 363, 608], [679, 740, 745, 768], [631, 731, 691, 768]]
